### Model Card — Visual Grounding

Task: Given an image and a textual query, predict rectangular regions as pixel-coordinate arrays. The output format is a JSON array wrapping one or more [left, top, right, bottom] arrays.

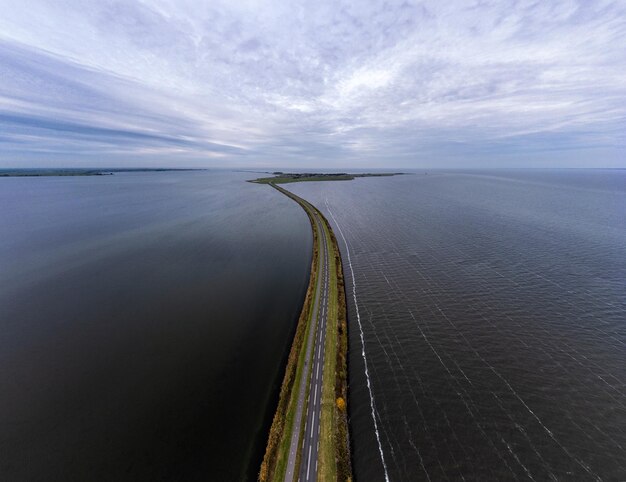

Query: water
[[289, 170, 626, 480], [0, 171, 312, 481]]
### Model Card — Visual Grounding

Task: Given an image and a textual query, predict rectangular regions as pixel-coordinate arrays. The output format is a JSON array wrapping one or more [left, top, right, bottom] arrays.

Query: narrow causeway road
[[284, 200, 330, 482]]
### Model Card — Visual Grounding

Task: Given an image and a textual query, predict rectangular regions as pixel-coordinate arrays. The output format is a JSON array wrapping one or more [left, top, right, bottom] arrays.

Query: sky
[[0, 0, 625, 169]]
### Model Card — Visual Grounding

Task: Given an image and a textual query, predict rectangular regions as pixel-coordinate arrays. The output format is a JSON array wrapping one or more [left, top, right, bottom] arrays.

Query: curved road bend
[[284, 202, 330, 482]]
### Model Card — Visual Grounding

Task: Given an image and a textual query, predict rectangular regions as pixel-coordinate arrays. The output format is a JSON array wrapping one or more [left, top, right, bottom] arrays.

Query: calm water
[[290, 170, 626, 480], [0, 171, 312, 481]]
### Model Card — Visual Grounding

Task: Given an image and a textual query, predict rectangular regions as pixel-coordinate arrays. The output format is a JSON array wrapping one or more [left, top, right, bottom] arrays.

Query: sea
[[0, 170, 312, 481], [1, 168, 624, 481], [289, 169, 626, 481]]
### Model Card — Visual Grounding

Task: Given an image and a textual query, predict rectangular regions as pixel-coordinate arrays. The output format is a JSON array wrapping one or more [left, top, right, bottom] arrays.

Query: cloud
[[0, 0, 624, 167]]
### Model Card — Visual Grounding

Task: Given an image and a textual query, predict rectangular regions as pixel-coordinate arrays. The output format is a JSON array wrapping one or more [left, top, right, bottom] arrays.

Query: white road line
[[306, 445, 312, 480]]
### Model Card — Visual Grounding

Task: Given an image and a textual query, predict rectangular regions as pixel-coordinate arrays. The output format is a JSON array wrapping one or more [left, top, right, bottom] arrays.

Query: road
[[284, 202, 330, 482]]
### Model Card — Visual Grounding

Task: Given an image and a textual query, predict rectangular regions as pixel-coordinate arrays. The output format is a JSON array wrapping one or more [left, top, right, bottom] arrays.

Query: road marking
[[306, 445, 312, 480]]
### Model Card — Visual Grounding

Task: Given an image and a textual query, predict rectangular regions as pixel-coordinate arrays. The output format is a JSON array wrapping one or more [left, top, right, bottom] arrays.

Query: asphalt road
[[284, 207, 330, 482]]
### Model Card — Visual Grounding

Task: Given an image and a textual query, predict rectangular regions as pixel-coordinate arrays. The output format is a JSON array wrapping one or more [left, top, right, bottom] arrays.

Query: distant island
[[250, 171, 404, 184], [0, 168, 202, 177]]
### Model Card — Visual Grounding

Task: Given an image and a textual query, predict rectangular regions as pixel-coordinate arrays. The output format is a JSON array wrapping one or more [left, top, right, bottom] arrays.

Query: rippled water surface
[[290, 170, 626, 480], [0, 171, 311, 481]]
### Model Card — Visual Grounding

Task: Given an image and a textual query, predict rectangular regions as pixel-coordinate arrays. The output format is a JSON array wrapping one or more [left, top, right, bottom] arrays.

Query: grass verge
[[258, 186, 320, 481], [259, 182, 352, 481], [318, 209, 352, 482]]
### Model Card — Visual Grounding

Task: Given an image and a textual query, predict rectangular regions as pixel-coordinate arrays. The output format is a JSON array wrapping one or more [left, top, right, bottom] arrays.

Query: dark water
[[290, 170, 626, 481], [0, 171, 311, 481]]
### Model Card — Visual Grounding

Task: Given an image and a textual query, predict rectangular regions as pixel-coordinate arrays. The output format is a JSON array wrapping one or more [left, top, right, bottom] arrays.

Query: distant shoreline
[[250, 171, 405, 184], [0, 168, 204, 177]]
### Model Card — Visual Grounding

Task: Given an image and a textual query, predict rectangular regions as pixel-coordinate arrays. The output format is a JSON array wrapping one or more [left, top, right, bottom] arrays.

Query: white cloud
[[0, 0, 624, 167]]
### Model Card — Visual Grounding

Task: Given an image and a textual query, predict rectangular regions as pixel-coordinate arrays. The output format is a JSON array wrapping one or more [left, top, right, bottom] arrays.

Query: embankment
[[258, 187, 319, 481], [259, 183, 351, 481]]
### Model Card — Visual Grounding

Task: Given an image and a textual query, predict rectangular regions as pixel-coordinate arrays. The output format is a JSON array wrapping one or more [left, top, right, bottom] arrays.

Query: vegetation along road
[[289, 200, 329, 482], [257, 179, 351, 482]]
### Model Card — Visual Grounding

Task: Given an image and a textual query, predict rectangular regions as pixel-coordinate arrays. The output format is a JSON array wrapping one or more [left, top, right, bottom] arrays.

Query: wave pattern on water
[[326, 199, 390, 482], [290, 170, 626, 481]]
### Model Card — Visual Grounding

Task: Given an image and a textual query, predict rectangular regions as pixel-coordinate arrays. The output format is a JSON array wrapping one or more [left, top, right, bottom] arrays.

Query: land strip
[[250, 172, 402, 184], [0, 168, 201, 177], [258, 182, 351, 482]]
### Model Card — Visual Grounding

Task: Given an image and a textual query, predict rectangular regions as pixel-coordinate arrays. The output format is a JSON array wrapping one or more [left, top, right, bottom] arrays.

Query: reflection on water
[[290, 170, 626, 480], [0, 171, 311, 481]]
